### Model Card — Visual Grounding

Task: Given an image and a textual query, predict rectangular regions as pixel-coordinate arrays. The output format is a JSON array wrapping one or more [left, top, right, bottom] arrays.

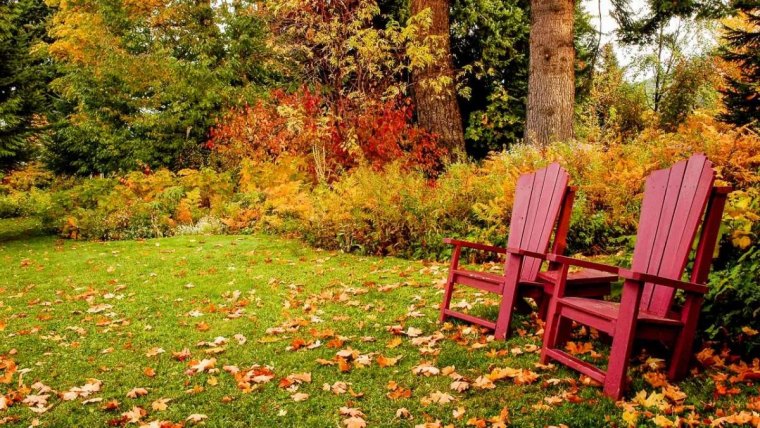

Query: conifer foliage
[[0, 0, 53, 170], [720, 0, 760, 130]]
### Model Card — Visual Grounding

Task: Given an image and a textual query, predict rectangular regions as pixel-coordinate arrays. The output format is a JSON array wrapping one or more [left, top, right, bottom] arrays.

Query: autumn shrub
[[0, 164, 54, 191], [26, 169, 236, 240], [208, 88, 447, 181], [304, 163, 438, 256], [0, 164, 57, 218]]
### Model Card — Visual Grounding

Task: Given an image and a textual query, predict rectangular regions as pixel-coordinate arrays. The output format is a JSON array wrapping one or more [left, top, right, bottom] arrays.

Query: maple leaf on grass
[[172, 348, 191, 362], [187, 358, 216, 375], [412, 363, 440, 377], [340, 407, 367, 428], [126, 387, 148, 399], [291, 392, 309, 401], [565, 341, 594, 356], [186, 414, 208, 424], [151, 398, 171, 411], [421, 391, 455, 405], [376, 354, 401, 368], [386, 381, 412, 400], [395, 408, 412, 419], [343, 416, 367, 428], [145, 347, 165, 358], [121, 406, 146, 424], [643, 372, 668, 388], [450, 380, 470, 392]]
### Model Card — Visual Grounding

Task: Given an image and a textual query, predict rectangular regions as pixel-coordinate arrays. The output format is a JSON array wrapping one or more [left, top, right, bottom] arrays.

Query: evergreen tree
[[44, 0, 276, 175], [0, 0, 53, 170], [612, 0, 729, 44], [720, 0, 760, 130]]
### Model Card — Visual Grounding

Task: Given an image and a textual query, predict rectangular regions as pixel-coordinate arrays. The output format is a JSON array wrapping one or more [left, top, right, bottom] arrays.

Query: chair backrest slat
[[632, 155, 716, 317], [506, 163, 570, 282]]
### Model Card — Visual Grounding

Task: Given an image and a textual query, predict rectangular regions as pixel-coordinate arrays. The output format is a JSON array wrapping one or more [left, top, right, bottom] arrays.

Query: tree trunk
[[525, 0, 575, 146], [410, 0, 465, 155]]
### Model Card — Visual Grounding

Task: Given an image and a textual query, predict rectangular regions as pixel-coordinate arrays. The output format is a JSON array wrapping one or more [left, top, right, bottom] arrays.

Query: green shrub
[[0, 194, 22, 218], [702, 246, 760, 354]]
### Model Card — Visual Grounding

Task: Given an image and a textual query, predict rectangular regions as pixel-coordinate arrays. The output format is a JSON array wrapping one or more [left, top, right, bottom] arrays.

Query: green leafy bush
[[702, 246, 760, 354]]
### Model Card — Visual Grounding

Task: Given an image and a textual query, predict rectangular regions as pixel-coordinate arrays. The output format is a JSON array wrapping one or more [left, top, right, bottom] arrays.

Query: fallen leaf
[[377, 355, 401, 368], [186, 414, 208, 424], [151, 398, 171, 411], [126, 388, 148, 399], [291, 393, 309, 402]]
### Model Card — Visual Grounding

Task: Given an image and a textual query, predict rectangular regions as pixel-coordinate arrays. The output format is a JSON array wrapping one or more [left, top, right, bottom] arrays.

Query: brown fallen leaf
[[412, 363, 440, 377], [186, 414, 208, 424], [126, 388, 148, 399], [121, 406, 146, 423], [450, 380, 470, 392], [101, 399, 120, 411], [172, 348, 191, 362], [421, 391, 455, 405], [151, 398, 171, 411]]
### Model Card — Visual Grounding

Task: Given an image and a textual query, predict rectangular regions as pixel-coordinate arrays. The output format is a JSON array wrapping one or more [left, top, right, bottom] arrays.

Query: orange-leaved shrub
[[6, 115, 757, 259], [207, 88, 447, 182]]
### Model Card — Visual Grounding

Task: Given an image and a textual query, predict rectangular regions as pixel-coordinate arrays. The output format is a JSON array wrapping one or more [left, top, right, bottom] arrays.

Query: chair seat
[[452, 267, 616, 297], [452, 269, 504, 284], [560, 297, 683, 327], [538, 269, 618, 285]]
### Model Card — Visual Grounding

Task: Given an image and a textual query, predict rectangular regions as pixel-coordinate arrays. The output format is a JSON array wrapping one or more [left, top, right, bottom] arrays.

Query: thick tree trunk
[[410, 0, 465, 155], [525, 0, 575, 146]]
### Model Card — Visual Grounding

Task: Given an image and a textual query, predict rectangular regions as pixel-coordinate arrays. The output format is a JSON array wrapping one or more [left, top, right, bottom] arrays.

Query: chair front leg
[[540, 263, 570, 363], [603, 279, 643, 400], [440, 244, 462, 323], [494, 253, 524, 339], [668, 293, 704, 381]]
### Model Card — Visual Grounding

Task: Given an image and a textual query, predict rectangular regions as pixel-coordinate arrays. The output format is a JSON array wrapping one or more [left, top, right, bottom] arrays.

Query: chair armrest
[[618, 269, 709, 294], [505, 247, 552, 260], [544, 254, 621, 275], [443, 238, 507, 254]]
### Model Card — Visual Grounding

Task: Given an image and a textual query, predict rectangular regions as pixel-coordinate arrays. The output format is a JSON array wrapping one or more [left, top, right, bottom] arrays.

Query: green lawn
[[0, 219, 757, 427]]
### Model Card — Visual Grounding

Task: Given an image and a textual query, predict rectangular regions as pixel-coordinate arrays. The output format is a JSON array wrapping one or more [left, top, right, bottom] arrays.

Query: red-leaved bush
[[207, 87, 447, 181]]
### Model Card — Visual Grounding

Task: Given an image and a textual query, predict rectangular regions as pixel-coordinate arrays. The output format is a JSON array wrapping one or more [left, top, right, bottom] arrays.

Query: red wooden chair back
[[507, 163, 570, 282], [631, 154, 716, 317]]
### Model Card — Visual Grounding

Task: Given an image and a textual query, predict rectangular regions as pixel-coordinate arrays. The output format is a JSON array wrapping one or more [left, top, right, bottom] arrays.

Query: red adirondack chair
[[506, 155, 731, 399], [441, 163, 616, 339]]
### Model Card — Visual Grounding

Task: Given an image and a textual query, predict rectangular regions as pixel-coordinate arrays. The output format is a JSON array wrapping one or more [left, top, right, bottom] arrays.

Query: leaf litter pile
[[0, 234, 758, 427]]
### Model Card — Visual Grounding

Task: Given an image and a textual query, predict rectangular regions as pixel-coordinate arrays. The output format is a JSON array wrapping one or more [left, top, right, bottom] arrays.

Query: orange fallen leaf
[[376, 355, 401, 368], [565, 341, 594, 356], [338, 357, 351, 373], [387, 337, 403, 348]]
